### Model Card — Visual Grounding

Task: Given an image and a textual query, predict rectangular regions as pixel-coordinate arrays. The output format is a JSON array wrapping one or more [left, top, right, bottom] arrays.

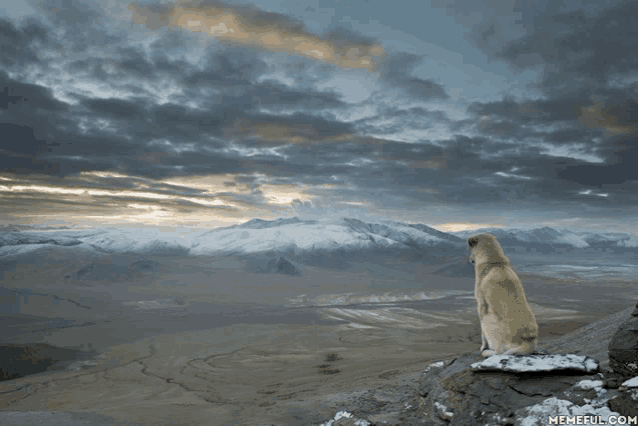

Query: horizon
[[1, 0, 636, 233], [3, 214, 637, 236]]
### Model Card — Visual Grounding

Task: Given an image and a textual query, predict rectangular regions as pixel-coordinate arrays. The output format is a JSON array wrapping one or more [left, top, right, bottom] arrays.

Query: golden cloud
[[222, 118, 354, 143], [577, 100, 637, 136], [128, 0, 384, 70]]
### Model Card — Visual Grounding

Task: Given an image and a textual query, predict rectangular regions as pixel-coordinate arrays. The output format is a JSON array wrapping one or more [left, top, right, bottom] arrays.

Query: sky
[[0, 0, 636, 232]]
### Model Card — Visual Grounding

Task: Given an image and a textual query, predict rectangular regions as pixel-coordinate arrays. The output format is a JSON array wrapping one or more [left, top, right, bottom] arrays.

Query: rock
[[313, 306, 638, 426], [608, 393, 638, 417], [318, 411, 370, 426], [620, 376, 638, 388], [417, 353, 623, 426], [608, 302, 638, 377], [471, 354, 599, 374], [540, 306, 634, 373]]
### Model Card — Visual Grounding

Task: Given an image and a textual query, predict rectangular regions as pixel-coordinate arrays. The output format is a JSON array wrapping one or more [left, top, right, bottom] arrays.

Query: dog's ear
[[467, 236, 479, 249]]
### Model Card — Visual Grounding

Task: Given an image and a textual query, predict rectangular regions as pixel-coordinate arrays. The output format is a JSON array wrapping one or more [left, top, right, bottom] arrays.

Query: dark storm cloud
[[556, 132, 638, 186], [3, 0, 631, 221], [340, 135, 618, 209], [182, 50, 267, 87], [462, 93, 603, 142], [81, 97, 147, 121], [378, 52, 449, 100], [0, 17, 51, 68], [439, 1, 638, 199], [150, 30, 187, 50], [499, 1, 637, 93], [114, 47, 155, 78], [0, 69, 241, 178], [0, 70, 68, 112], [433, 0, 637, 94], [0, 124, 48, 156], [29, 0, 124, 51], [243, 81, 345, 109], [0, 64, 354, 181], [460, 90, 638, 188]]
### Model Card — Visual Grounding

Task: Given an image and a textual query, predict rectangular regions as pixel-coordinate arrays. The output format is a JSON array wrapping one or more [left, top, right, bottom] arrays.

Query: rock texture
[[417, 353, 632, 426], [312, 304, 638, 426], [609, 302, 638, 377], [470, 354, 599, 374]]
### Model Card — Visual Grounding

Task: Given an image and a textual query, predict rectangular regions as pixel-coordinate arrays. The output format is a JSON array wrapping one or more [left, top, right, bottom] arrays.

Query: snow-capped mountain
[[0, 227, 193, 257], [190, 217, 463, 256], [453, 226, 637, 250], [1, 218, 636, 259]]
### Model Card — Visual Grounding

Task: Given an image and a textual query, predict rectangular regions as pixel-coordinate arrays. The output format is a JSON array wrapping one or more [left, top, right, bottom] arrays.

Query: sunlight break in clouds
[[432, 223, 506, 233], [128, 0, 385, 71]]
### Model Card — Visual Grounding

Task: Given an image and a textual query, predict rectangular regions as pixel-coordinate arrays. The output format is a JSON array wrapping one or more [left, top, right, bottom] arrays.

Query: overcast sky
[[1, 0, 636, 232]]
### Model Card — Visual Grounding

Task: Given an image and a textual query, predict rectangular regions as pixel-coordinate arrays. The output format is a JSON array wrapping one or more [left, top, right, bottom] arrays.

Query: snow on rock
[[620, 376, 638, 388], [574, 379, 604, 390], [434, 401, 454, 420], [516, 397, 621, 426], [318, 411, 370, 426], [423, 361, 445, 374], [471, 354, 599, 374]]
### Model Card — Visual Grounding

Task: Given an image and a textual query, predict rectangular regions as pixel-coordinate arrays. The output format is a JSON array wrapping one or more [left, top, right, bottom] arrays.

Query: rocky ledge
[[314, 303, 638, 426]]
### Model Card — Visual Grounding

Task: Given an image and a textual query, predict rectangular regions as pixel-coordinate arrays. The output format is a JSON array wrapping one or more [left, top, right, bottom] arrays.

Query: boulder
[[608, 302, 638, 377], [313, 306, 638, 425], [417, 353, 630, 426]]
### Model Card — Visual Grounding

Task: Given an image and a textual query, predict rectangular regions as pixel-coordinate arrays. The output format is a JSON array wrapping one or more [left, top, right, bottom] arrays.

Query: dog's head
[[467, 236, 479, 264], [467, 233, 507, 265]]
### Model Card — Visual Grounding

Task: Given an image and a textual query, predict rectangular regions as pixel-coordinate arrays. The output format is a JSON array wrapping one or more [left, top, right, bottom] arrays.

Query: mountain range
[[1, 218, 636, 259]]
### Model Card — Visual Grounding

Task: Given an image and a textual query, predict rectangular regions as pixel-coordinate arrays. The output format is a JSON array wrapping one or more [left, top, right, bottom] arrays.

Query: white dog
[[468, 234, 538, 357]]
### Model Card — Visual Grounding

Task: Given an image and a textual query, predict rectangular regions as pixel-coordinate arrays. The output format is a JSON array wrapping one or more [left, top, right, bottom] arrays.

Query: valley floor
[[1, 252, 636, 425]]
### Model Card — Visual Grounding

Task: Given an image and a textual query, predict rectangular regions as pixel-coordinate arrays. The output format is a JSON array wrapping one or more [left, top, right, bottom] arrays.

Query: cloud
[[81, 97, 147, 121], [29, 0, 124, 52], [433, 0, 637, 94], [128, 0, 385, 70], [2, 0, 636, 228], [353, 106, 450, 136], [378, 52, 449, 100], [0, 17, 51, 69]]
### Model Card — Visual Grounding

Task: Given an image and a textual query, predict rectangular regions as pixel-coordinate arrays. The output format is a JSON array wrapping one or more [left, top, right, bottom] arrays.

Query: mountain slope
[[2, 219, 635, 258], [453, 226, 637, 251]]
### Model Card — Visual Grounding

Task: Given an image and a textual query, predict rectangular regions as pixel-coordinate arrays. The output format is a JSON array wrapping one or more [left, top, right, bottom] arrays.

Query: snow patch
[[621, 376, 638, 388], [318, 411, 370, 426], [423, 361, 445, 374], [122, 298, 186, 309], [517, 397, 621, 426], [471, 354, 598, 373], [574, 380, 604, 390], [434, 401, 454, 419]]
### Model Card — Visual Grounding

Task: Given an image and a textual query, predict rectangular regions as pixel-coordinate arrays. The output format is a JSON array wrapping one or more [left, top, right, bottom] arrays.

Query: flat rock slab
[[471, 354, 599, 374], [621, 376, 638, 388]]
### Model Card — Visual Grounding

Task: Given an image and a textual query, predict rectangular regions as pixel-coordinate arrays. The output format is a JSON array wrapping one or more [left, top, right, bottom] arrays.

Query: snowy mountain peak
[[2, 219, 636, 257], [452, 226, 638, 249], [234, 217, 314, 229]]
